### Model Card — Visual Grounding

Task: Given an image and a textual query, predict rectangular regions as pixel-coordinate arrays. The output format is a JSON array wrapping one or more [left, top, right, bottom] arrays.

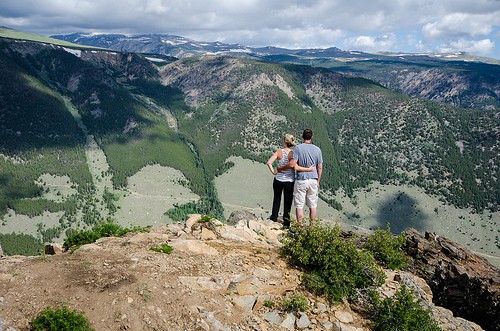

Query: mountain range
[[52, 32, 500, 111]]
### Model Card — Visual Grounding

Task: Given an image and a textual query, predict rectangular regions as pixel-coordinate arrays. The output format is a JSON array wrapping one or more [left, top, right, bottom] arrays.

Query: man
[[278, 129, 323, 224]]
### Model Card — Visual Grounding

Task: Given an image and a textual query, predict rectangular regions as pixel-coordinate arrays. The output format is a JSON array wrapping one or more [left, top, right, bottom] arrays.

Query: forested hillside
[[159, 57, 499, 213], [0, 36, 498, 253], [318, 58, 500, 111]]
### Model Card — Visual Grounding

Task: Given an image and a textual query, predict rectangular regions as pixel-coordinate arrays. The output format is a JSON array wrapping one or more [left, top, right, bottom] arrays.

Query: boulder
[[178, 276, 229, 292], [296, 312, 311, 329], [44, 243, 63, 255], [226, 210, 259, 226], [404, 228, 500, 331], [233, 295, 256, 313], [169, 239, 219, 256]]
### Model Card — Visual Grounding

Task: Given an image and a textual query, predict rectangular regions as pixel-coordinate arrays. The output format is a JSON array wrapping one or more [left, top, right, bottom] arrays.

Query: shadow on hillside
[[375, 192, 428, 234], [0, 175, 7, 186]]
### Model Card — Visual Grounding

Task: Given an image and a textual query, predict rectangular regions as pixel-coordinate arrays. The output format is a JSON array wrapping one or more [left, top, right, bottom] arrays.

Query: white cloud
[[422, 13, 499, 40], [0, 0, 499, 58], [191, 26, 344, 49], [343, 34, 397, 52], [437, 38, 495, 55]]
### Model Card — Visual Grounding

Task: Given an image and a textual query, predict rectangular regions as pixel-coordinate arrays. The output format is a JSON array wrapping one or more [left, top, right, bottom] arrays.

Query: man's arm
[[277, 150, 296, 172], [317, 162, 323, 186]]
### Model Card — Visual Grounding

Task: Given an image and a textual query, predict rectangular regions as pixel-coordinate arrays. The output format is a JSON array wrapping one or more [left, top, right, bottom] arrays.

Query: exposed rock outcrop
[[227, 210, 260, 226], [44, 243, 63, 255], [404, 228, 500, 331]]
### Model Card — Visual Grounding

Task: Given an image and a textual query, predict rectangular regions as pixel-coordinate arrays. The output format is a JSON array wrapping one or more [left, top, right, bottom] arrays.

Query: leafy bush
[[31, 306, 94, 331], [280, 223, 385, 302], [63, 229, 99, 250], [263, 300, 275, 309], [165, 192, 225, 223], [281, 293, 309, 313], [150, 243, 174, 254], [364, 224, 409, 270], [373, 285, 442, 331], [197, 214, 213, 223], [63, 221, 148, 250]]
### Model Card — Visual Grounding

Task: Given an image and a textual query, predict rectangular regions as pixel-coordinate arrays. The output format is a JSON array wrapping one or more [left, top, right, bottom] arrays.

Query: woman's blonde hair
[[284, 134, 296, 147]]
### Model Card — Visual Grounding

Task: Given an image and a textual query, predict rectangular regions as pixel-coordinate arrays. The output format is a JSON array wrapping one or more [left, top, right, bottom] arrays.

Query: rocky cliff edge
[[0, 214, 487, 330]]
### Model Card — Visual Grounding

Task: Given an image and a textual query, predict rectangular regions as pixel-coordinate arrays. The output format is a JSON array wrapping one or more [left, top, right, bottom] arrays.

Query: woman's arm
[[294, 164, 315, 172], [266, 149, 280, 175]]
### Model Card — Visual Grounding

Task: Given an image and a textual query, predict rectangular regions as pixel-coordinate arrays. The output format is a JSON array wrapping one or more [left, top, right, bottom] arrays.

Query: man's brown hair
[[302, 129, 313, 140]]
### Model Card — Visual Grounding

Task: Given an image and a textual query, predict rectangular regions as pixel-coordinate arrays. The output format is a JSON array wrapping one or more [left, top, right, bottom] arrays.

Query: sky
[[1, 0, 499, 59]]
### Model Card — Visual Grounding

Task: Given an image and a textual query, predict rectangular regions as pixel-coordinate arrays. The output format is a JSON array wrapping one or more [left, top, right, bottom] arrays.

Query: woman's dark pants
[[271, 178, 294, 226]]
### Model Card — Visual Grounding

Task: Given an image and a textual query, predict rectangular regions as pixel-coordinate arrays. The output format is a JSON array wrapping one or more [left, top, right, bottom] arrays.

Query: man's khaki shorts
[[293, 179, 319, 209]]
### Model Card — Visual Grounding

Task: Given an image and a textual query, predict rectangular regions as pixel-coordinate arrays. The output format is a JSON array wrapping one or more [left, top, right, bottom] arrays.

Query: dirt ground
[[0, 220, 309, 330]]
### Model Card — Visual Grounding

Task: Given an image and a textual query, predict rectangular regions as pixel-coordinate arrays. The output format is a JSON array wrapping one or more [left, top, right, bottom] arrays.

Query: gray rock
[[316, 302, 328, 313], [178, 276, 229, 292], [201, 311, 230, 331], [252, 266, 282, 280], [335, 311, 354, 324], [321, 320, 334, 330], [233, 295, 256, 312], [404, 228, 500, 331], [338, 323, 362, 331], [263, 311, 282, 325], [169, 239, 219, 255], [281, 313, 296, 330], [296, 312, 311, 329], [74, 243, 102, 253], [227, 210, 258, 225]]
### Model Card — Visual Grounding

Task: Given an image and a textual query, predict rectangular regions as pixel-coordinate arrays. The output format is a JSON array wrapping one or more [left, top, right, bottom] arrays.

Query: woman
[[267, 134, 313, 227]]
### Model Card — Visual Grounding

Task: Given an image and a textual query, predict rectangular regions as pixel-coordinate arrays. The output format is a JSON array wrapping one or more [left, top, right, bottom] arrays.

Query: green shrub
[[165, 195, 224, 223], [93, 222, 127, 237], [62, 229, 99, 250], [197, 214, 213, 223], [280, 222, 385, 302], [364, 224, 409, 270], [63, 221, 148, 250], [150, 243, 174, 254], [282, 293, 308, 313], [31, 306, 94, 331], [263, 300, 275, 309], [373, 285, 442, 331]]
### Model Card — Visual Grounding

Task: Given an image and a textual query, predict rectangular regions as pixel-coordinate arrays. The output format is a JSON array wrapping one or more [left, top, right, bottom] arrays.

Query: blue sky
[[1, 0, 499, 59]]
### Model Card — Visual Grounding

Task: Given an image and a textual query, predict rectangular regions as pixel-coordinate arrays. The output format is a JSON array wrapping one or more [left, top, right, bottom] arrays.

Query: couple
[[266, 129, 323, 227]]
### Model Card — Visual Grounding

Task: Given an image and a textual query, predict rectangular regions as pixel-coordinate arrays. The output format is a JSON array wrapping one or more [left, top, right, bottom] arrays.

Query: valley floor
[[1, 156, 498, 268]]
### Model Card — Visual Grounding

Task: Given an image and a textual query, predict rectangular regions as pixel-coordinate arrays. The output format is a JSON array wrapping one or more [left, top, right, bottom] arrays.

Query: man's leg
[[305, 179, 319, 225], [293, 180, 306, 224], [296, 207, 304, 223], [309, 208, 317, 225]]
